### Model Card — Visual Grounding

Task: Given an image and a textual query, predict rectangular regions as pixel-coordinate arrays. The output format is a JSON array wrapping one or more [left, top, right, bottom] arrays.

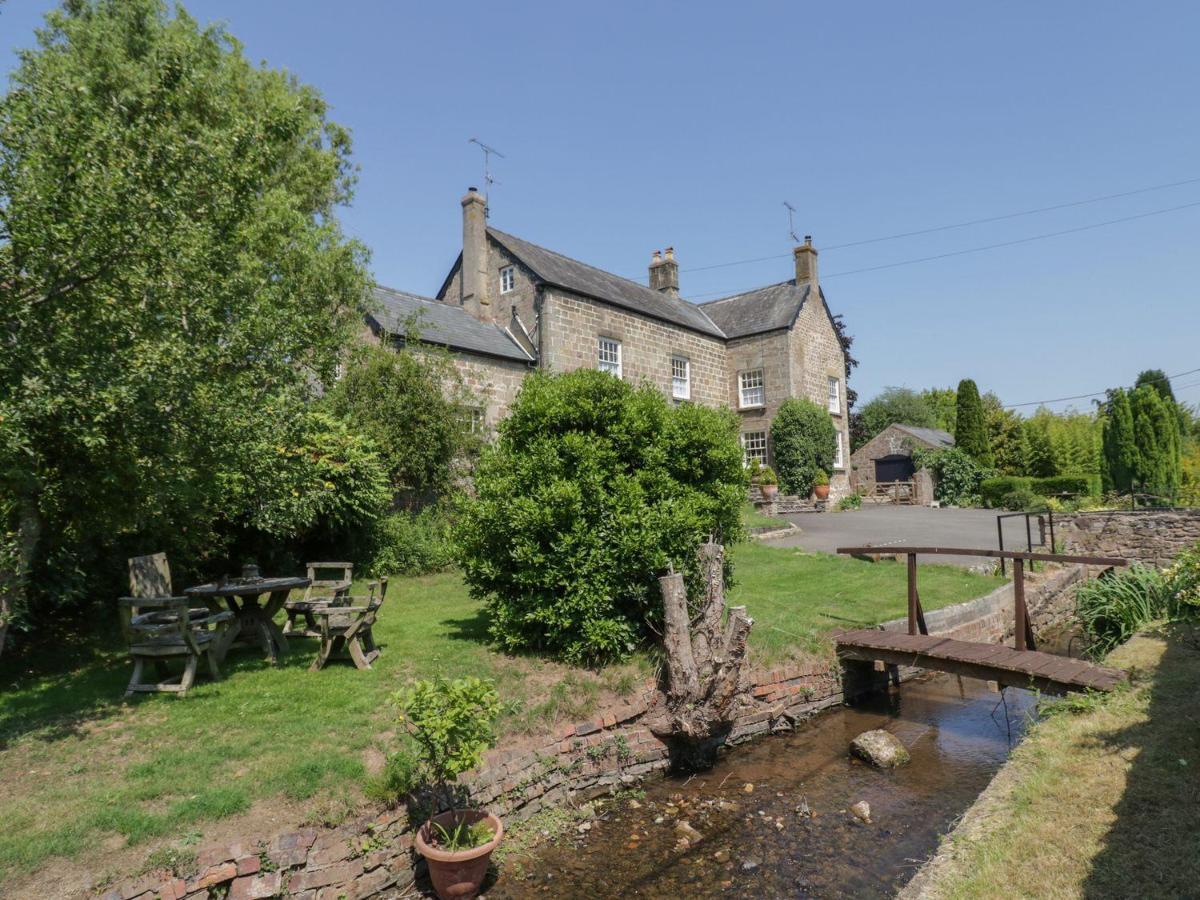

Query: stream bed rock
[[850, 729, 912, 768]]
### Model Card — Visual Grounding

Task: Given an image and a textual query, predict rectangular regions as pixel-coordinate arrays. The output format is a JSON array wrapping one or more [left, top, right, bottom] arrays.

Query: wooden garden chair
[[127, 553, 231, 638], [283, 562, 353, 638], [309, 578, 388, 672], [119, 596, 233, 697]]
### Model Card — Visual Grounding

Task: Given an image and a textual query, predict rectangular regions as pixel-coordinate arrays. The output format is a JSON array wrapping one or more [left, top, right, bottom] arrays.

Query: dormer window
[[500, 266, 515, 294]]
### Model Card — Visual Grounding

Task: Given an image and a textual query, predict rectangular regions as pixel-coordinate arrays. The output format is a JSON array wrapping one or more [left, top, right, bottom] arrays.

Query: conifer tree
[[954, 379, 993, 467], [1102, 388, 1138, 492]]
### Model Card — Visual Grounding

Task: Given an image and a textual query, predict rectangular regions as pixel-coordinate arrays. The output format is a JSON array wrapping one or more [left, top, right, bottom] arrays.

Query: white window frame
[[671, 355, 691, 400], [598, 336, 622, 377], [827, 376, 841, 414], [740, 431, 768, 466], [833, 431, 845, 469], [499, 266, 515, 294], [738, 369, 765, 409]]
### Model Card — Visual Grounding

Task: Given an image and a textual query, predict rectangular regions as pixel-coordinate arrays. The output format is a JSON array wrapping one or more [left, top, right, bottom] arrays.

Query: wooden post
[[907, 553, 918, 636], [1013, 558, 1026, 651]]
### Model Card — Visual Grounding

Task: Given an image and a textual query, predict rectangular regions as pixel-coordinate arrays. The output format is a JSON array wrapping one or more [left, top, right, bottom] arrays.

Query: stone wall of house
[[437, 238, 540, 336], [541, 288, 728, 407], [789, 292, 852, 501], [450, 354, 530, 431], [1059, 509, 1200, 567], [725, 329, 792, 465], [98, 571, 1083, 900]]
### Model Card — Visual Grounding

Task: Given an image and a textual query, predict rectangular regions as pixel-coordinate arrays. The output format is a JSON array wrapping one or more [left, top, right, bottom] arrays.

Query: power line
[[684, 198, 1200, 301], [1002, 366, 1200, 410], [645, 173, 1200, 279]]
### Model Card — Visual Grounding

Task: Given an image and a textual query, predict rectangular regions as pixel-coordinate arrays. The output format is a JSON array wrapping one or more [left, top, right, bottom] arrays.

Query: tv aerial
[[469, 138, 505, 215], [783, 200, 801, 244]]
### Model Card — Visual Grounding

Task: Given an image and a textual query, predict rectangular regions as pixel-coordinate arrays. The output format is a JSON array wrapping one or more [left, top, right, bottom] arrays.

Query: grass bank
[[906, 622, 1200, 899], [0, 545, 1000, 891]]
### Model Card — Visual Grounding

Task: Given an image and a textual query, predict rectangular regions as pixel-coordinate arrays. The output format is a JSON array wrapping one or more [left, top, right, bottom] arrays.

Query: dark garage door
[[874, 454, 915, 483]]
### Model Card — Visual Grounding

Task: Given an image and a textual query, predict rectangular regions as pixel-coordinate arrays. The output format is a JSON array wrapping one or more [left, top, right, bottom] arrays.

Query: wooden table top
[[185, 576, 311, 598]]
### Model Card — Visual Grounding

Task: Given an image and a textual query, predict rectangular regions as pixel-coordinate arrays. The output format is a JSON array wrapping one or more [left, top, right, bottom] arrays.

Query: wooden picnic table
[[185, 576, 310, 664]]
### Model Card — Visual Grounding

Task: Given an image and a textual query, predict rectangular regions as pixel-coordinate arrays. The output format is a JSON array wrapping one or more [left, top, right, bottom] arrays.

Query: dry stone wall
[[1060, 509, 1200, 567], [98, 572, 1082, 900]]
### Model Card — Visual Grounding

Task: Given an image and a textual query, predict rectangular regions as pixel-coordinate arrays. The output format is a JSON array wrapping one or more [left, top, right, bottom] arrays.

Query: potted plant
[[758, 465, 779, 500], [402, 676, 503, 900], [813, 470, 831, 501]]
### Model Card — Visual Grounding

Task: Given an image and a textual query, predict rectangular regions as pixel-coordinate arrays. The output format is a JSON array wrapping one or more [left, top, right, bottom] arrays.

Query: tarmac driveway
[[768, 505, 1036, 569]]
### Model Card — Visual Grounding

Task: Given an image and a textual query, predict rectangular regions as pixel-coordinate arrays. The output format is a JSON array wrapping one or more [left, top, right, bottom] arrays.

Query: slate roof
[[486, 228, 726, 339], [893, 424, 955, 448], [367, 285, 533, 362], [697, 281, 811, 339]]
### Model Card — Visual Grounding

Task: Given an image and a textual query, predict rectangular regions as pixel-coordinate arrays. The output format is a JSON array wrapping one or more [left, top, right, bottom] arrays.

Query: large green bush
[[914, 447, 987, 507], [358, 506, 457, 577], [955, 379, 994, 467], [980, 476, 1033, 508], [1033, 474, 1101, 498], [770, 398, 838, 496], [455, 370, 745, 664]]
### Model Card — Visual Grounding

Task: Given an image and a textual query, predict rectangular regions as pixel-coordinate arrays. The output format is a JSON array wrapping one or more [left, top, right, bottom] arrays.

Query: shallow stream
[[490, 674, 1038, 898]]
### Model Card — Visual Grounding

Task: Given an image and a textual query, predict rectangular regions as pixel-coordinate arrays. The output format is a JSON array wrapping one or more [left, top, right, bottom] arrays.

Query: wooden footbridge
[[834, 546, 1129, 695]]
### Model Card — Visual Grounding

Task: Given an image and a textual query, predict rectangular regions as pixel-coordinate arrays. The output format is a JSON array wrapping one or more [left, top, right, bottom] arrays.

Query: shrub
[[999, 488, 1044, 511], [364, 745, 421, 806], [1075, 565, 1172, 657], [955, 379, 994, 466], [980, 476, 1033, 508], [396, 676, 500, 802], [456, 370, 745, 664], [758, 466, 778, 486], [1031, 474, 1101, 498], [914, 447, 987, 507], [837, 494, 862, 511], [358, 506, 457, 577], [1164, 543, 1200, 615], [770, 398, 837, 496]]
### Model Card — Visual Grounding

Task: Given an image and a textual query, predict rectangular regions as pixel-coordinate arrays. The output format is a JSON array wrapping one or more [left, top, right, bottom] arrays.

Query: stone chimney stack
[[649, 246, 680, 298], [461, 187, 490, 320], [794, 235, 818, 289]]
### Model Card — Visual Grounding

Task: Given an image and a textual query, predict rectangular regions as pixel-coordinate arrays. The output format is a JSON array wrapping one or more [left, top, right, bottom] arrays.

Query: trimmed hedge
[[981, 473, 1101, 508], [980, 476, 1032, 508], [1033, 474, 1101, 498]]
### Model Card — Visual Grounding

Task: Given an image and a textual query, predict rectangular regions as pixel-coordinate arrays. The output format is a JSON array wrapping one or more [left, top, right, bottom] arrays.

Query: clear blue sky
[[4, 1, 1198, 412]]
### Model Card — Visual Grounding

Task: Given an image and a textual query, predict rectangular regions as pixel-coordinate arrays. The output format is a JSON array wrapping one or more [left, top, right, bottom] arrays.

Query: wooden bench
[[284, 562, 353, 638], [310, 578, 387, 671]]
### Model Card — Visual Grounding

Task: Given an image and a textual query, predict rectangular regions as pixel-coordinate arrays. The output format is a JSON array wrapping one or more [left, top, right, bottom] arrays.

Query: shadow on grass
[[1082, 621, 1200, 897], [0, 650, 131, 748], [441, 608, 492, 646]]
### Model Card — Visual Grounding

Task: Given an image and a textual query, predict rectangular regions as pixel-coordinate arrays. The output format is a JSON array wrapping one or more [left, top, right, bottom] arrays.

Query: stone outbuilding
[[850, 423, 954, 501]]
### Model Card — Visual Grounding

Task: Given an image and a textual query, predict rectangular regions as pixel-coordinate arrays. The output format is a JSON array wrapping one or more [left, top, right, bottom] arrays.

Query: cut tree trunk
[[646, 542, 754, 771]]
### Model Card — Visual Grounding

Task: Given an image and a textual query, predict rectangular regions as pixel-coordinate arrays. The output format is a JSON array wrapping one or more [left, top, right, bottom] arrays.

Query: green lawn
[[0, 546, 1001, 887], [741, 501, 789, 530]]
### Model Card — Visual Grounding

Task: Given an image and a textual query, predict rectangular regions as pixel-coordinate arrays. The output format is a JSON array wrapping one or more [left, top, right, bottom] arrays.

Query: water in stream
[[489, 674, 1038, 898]]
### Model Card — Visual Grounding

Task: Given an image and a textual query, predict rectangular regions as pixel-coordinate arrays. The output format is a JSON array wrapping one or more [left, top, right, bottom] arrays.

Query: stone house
[[850, 423, 954, 499], [368, 188, 854, 499]]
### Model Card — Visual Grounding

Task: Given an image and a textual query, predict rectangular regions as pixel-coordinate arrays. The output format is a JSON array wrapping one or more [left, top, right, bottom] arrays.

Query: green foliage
[[396, 676, 500, 793], [914, 447, 986, 507], [356, 506, 457, 577], [1164, 544, 1200, 614], [919, 387, 958, 435], [984, 394, 1028, 475], [857, 387, 937, 445], [757, 466, 778, 486], [432, 818, 495, 852], [1034, 474, 1101, 498], [1102, 388, 1138, 492], [980, 476, 1033, 508], [770, 397, 837, 496], [455, 370, 745, 664], [1000, 488, 1044, 512], [0, 0, 370, 634], [837, 493, 862, 511], [1075, 565, 1173, 657], [1135, 368, 1175, 403], [364, 746, 421, 806], [814, 469, 830, 486], [325, 342, 478, 498], [1023, 408, 1101, 478], [1103, 385, 1183, 498], [954, 379, 993, 466], [1181, 445, 1200, 507]]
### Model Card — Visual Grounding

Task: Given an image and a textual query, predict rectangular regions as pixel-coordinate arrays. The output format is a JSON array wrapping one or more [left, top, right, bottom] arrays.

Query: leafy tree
[[1130, 385, 1181, 499], [1023, 407, 1101, 478], [983, 392, 1027, 475], [912, 447, 986, 507], [455, 370, 745, 664], [954, 379, 993, 467], [0, 0, 370, 651], [920, 388, 958, 435], [325, 342, 478, 500], [1135, 369, 1175, 403], [831, 313, 859, 412], [856, 387, 937, 445], [770, 398, 838, 496]]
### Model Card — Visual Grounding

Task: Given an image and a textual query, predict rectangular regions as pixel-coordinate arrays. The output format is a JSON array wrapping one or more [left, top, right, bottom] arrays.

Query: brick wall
[[451, 354, 529, 432], [726, 329, 791, 464], [98, 573, 1082, 900], [789, 292, 852, 501], [541, 288, 728, 408]]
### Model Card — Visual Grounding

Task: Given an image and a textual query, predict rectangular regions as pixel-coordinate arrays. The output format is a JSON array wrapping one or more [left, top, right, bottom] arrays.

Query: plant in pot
[[758, 465, 780, 500], [813, 469, 831, 501], [401, 675, 503, 900]]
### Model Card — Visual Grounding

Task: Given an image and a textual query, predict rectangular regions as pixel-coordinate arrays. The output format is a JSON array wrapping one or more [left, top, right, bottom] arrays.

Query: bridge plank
[[835, 629, 1126, 695]]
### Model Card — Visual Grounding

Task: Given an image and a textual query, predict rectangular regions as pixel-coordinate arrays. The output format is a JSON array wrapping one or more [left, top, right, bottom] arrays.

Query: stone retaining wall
[[1059, 508, 1200, 568], [98, 568, 1082, 900]]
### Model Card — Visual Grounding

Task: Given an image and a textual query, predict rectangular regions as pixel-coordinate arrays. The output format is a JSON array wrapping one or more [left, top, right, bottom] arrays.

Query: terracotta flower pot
[[416, 809, 504, 900], [813, 484, 830, 500], [760, 483, 779, 500]]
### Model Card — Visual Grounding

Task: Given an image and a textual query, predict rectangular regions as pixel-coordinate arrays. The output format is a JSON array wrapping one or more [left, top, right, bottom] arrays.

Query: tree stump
[[646, 542, 754, 771]]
